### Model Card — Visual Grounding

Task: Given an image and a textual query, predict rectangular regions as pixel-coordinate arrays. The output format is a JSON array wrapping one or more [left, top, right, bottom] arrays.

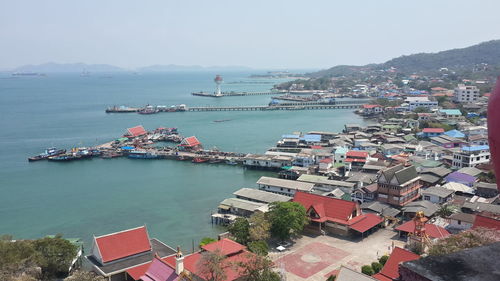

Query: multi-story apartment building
[[377, 164, 421, 207], [452, 145, 490, 168], [453, 84, 480, 103], [406, 97, 438, 111]]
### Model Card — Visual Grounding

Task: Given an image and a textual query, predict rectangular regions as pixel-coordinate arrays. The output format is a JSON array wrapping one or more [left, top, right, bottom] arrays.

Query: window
[[458, 220, 462, 225], [424, 196, 430, 200]]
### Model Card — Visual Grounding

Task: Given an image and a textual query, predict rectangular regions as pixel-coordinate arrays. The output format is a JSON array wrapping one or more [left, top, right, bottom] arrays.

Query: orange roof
[[374, 247, 420, 280], [422, 128, 444, 133], [201, 238, 245, 256], [180, 136, 201, 147], [127, 125, 147, 137], [94, 226, 151, 263], [395, 220, 450, 239], [363, 104, 381, 109], [346, 151, 369, 158], [293, 191, 358, 224], [473, 215, 500, 230]]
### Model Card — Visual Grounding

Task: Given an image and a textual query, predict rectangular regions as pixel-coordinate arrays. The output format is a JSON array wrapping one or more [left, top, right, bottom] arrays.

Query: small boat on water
[[128, 150, 161, 159], [138, 106, 159, 115], [48, 153, 81, 162], [28, 147, 66, 162], [192, 157, 209, 163], [209, 158, 223, 164], [177, 156, 190, 161], [101, 151, 122, 159], [213, 119, 232, 123], [226, 159, 238, 165]]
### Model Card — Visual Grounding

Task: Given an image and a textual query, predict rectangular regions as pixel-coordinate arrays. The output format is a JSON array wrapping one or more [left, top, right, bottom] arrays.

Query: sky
[[1, 0, 500, 70]]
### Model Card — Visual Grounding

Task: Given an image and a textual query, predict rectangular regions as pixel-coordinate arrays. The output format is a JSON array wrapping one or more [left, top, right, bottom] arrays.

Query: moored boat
[[192, 157, 209, 163], [28, 147, 66, 162], [128, 150, 161, 159]]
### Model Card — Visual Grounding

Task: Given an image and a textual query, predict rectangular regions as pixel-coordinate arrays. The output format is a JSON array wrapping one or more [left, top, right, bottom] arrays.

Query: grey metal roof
[[297, 174, 355, 188], [402, 200, 439, 217], [256, 176, 315, 191], [419, 174, 441, 184], [421, 167, 452, 177], [422, 185, 454, 198], [448, 212, 475, 223], [219, 198, 265, 212], [335, 266, 378, 281], [233, 188, 290, 204], [381, 164, 419, 185], [360, 201, 401, 217], [457, 167, 483, 177], [474, 182, 497, 190]]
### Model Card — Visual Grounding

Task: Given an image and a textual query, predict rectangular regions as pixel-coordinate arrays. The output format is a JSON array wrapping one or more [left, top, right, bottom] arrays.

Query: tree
[[247, 240, 269, 256], [428, 227, 500, 256], [65, 270, 106, 281], [237, 253, 281, 281], [326, 275, 336, 281], [268, 202, 308, 241], [371, 262, 382, 273], [196, 249, 229, 281], [378, 255, 389, 266], [249, 212, 271, 242], [228, 218, 250, 245], [361, 265, 374, 276], [32, 237, 78, 279], [414, 107, 430, 113], [436, 205, 457, 218], [199, 237, 217, 248]]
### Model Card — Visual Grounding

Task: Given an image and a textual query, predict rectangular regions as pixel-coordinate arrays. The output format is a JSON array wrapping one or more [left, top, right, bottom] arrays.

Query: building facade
[[453, 84, 480, 103], [377, 164, 421, 207], [452, 145, 490, 168]]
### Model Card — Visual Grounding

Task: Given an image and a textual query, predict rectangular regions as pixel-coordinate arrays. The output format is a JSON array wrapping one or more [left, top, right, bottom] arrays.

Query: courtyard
[[269, 228, 405, 281]]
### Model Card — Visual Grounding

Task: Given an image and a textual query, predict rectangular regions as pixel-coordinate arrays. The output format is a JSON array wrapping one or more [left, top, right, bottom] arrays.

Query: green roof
[[414, 159, 442, 168], [439, 109, 462, 115], [403, 135, 417, 141]]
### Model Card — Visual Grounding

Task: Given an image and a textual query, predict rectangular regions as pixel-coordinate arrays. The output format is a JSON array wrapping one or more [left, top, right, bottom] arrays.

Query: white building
[[454, 84, 480, 103], [243, 154, 293, 169], [452, 145, 490, 168], [406, 97, 438, 111]]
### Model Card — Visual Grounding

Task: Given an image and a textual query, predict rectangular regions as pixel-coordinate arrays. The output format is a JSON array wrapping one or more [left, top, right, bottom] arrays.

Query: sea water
[[0, 71, 368, 251]]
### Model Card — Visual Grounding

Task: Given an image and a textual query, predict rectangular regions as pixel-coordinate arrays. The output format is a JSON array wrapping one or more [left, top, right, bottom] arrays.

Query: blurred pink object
[[487, 77, 500, 192]]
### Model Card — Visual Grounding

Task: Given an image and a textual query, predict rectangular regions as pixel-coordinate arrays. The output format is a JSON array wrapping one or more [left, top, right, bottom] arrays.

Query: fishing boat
[[209, 157, 223, 164], [177, 156, 190, 161], [101, 151, 122, 159], [28, 147, 66, 161], [192, 157, 209, 163], [226, 158, 238, 165], [48, 153, 81, 162], [128, 150, 161, 159], [213, 119, 232, 123], [138, 106, 159, 115]]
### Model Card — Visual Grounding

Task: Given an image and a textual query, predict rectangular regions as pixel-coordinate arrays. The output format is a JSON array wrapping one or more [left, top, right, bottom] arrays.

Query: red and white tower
[[214, 75, 223, 96]]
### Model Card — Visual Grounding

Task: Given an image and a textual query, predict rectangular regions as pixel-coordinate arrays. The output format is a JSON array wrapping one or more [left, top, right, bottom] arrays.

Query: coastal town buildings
[[376, 164, 421, 207], [452, 145, 490, 168], [453, 84, 480, 103]]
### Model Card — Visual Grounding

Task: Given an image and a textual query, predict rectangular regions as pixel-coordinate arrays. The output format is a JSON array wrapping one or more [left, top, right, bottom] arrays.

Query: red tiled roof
[[201, 238, 245, 256], [363, 104, 381, 109], [320, 158, 333, 163], [163, 241, 252, 281], [127, 125, 147, 137], [293, 191, 358, 224], [180, 136, 201, 147], [373, 273, 393, 281], [422, 128, 444, 133], [95, 226, 151, 263], [375, 247, 420, 280], [349, 213, 384, 233], [345, 158, 367, 163], [346, 151, 369, 158], [395, 220, 450, 239], [127, 262, 155, 280], [141, 255, 179, 281], [473, 215, 500, 230]]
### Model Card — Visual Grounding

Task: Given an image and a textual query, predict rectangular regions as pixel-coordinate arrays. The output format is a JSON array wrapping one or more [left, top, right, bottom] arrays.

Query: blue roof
[[444, 129, 465, 138], [439, 109, 462, 116], [282, 134, 300, 139], [302, 134, 321, 142], [462, 145, 489, 152]]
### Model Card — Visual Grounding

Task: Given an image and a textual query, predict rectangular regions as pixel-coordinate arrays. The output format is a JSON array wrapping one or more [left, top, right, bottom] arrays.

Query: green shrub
[[247, 240, 269, 256], [371, 262, 383, 273], [378, 255, 389, 265], [361, 265, 375, 276]]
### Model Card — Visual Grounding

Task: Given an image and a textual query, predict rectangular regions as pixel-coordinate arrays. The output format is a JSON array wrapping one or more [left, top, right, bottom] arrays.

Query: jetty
[[192, 91, 281, 97]]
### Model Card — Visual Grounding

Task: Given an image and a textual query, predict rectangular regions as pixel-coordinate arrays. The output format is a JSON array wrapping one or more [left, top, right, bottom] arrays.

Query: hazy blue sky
[[1, 0, 500, 70]]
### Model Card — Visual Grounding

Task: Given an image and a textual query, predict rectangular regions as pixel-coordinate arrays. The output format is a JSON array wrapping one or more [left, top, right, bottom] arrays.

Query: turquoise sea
[[0, 71, 368, 252]]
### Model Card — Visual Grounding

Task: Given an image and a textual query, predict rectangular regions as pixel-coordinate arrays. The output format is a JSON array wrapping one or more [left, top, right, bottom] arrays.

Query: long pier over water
[[188, 104, 362, 112]]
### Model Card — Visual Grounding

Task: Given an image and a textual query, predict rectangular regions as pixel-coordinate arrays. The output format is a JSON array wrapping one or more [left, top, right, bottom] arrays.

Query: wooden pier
[[192, 91, 281, 97], [187, 104, 363, 112]]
